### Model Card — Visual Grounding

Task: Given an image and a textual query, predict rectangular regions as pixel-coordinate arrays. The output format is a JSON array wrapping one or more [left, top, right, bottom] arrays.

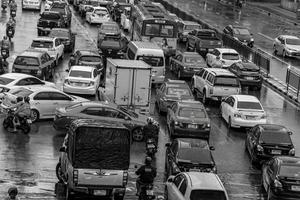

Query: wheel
[[228, 116, 232, 129], [31, 109, 39, 123], [273, 45, 277, 55], [56, 162, 64, 182], [177, 70, 182, 80], [132, 127, 143, 142], [22, 124, 31, 134]]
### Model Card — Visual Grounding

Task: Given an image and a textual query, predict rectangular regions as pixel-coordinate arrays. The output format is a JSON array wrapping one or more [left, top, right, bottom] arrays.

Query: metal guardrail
[[286, 68, 300, 98]]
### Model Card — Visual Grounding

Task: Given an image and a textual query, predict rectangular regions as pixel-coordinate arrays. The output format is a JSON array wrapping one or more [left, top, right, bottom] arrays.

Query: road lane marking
[[258, 32, 274, 41]]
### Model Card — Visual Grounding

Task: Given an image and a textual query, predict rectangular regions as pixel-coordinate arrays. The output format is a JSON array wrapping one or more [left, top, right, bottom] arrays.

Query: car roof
[[70, 119, 128, 130], [232, 95, 259, 102], [280, 35, 300, 39], [275, 156, 300, 165], [70, 65, 95, 72], [215, 48, 239, 54], [51, 28, 70, 32], [101, 21, 118, 26], [79, 101, 118, 108], [0, 73, 33, 79], [177, 100, 205, 108], [42, 11, 62, 15], [182, 21, 200, 25], [184, 172, 225, 191], [130, 41, 161, 49], [19, 86, 62, 93], [203, 68, 236, 76], [177, 138, 209, 146], [18, 50, 45, 57], [76, 50, 100, 56], [108, 59, 152, 69], [93, 6, 108, 10], [181, 52, 202, 57], [33, 37, 55, 41], [231, 25, 248, 29]]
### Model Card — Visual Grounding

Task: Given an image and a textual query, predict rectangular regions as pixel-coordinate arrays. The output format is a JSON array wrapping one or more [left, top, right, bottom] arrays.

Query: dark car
[[97, 34, 128, 58], [37, 11, 66, 36], [228, 60, 262, 89], [262, 156, 300, 200], [49, 28, 76, 52], [165, 138, 216, 176], [111, 2, 131, 23], [98, 22, 121, 38], [50, 2, 72, 27], [245, 124, 295, 165], [69, 50, 103, 69], [167, 100, 210, 140], [223, 25, 254, 47]]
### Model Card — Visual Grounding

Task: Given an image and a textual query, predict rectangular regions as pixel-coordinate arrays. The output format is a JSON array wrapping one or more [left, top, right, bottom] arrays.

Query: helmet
[[3, 36, 7, 40], [147, 117, 154, 124], [8, 187, 18, 195], [16, 96, 23, 102], [145, 156, 152, 165], [24, 96, 30, 103]]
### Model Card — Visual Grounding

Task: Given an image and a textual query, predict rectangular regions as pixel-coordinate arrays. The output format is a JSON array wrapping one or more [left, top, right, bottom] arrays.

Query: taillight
[[73, 169, 78, 185], [123, 171, 128, 186]]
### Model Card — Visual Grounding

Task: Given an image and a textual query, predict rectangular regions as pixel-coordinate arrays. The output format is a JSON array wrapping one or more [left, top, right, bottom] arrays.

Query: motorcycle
[[2, 107, 31, 134], [146, 138, 157, 158], [139, 183, 155, 200], [6, 26, 14, 41], [1, 2, 7, 10], [1, 47, 9, 61]]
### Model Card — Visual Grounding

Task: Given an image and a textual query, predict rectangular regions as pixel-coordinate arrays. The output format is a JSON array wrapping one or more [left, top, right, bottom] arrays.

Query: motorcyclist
[[143, 117, 159, 145], [2, 0, 8, 8], [9, 0, 17, 11], [6, 16, 16, 36], [135, 157, 157, 196], [5, 186, 20, 200], [10, 96, 31, 132], [1, 36, 10, 50]]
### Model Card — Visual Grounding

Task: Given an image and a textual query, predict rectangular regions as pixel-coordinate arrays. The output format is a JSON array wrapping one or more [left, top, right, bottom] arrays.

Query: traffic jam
[[0, 0, 300, 199]]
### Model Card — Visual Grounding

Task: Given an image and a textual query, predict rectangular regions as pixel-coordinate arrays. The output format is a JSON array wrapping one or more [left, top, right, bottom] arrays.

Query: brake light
[[73, 169, 78, 185], [123, 171, 128, 186]]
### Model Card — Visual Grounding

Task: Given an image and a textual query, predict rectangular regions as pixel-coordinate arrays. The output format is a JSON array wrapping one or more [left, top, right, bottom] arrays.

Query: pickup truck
[[186, 29, 223, 55]]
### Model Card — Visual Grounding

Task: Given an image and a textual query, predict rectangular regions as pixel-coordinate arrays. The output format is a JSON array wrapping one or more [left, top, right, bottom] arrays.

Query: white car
[[86, 7, 111, 24], [0, 73, 56, 89], [273, 35, 300, 58], [22, 0, 42, 10], [1, 86, 88, 122], [63, 65, 101, 95], [30, 37, 64, 66], [220, 94, 267, 128], [206, 48, 241, 68]]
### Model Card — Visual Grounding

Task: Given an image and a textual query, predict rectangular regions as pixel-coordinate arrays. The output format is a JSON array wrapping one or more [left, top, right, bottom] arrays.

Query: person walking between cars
[[143, 117, 159, 146], [5, 187, 20, 200]]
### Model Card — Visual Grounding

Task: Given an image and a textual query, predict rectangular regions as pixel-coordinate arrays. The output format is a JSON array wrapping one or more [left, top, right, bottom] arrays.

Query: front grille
[[263, 146, 290, 155]]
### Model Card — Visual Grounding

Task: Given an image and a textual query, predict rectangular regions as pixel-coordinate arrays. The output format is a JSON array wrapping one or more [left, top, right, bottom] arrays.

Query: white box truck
[[97, 59, 152, 115]]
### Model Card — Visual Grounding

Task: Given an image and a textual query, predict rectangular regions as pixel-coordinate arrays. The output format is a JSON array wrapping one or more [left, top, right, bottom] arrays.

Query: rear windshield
[[237, 101, 262, 110], [101, 25, 119, 32], [214, 76, 239, 87], [100, 37, 121, 48], [14, 56, 40, 66], [49, 30, 69, 38], [41, 13, 60, 19], [260, 131, 292, 144], [0, 77, 14, 85], [222, 53, 239, 60], [279, 165, 300, 178], [167, 87, 191, 96], [184, 24, 201, 30], [79, 56, 102, 62], [137, 56, 164, 67], [94, 9, 108, 16], [179, 138, 209, 149], [69, 70, 91, 78], [10, 88, 33, 97], [31, 41, 53, 48], [50, 7, 65, 14], [197, 31, 216, 38], [190, 190, 226, 200], [185, 56, 205, 64], [178, 108, 206, 118], [233, 28, 250, 35]]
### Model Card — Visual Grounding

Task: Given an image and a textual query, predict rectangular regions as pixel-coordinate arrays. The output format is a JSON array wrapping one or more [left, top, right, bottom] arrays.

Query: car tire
[[273, 45, 277, 55], [55, 162, 64, 182], [31, 109, 39, 123], [228, 116, 232, 129], [132, 127, 144, 142]]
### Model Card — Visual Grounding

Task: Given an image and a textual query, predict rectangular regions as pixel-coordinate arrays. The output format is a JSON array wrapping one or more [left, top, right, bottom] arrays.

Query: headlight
[[206, 123, 210, 128], [257, 144, 264, 152], [287, 47, 295, 52], [289, 148, 295, 156], [88, 81, 94, 86], [233, 112, 241, 118], [250, 38, 254, 41]]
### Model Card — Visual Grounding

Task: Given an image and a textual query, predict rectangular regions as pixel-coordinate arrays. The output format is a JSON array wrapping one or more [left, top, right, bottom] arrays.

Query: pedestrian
[[5, 187, 20, 200]]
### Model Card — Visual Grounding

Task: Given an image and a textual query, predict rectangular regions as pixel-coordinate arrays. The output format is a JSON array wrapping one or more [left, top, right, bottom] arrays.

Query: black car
[[69, 50, 103, 69], [37, 11, 66, 36], [50, 2, 72, 27], [228, 60, 262, 89], [245, 124, 295, 165], [262, 156, 300, 200], [165, 138, 216, 176], [223, 25, 254, 47], [49, 28, 76, 52], [97, 34, 128, 58]]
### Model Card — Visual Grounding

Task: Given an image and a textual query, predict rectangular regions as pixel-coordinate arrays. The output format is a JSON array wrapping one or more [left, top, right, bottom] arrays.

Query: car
[[191, 68, 241, 104], [49, 28, 76, 52], [22, 0, 42, 10], [45, 0, 64, 10], [69, 50, 103, 70], [228, 60, 262, 89], [1, 86, 88, 122], [78, 0, 101, 17], [0, 73, 56, 89], [165, 138, 216, 177], [246, 124, 295, 165], [37, 11, 66, 36], [167, 101, 210, 139], [223, 25, 254, 47], [97, 34, 128, 58], [50, 1, 72, 27], [220, 95, 267, 128], [98, 22, 121, 37], [155, 80, 194, 114], [166, 172, 229, 200], [178, 21, 202, 43], [63, 65, 101, 95], [273, 35, 300, 58], [206, 48, 242, 68], [12, 50, 55, 80], [169, 51, 207, 79], [53, 101, 147, 141], [262, 156, 300, 200], [111, 2, 131, 23], [86, 6, 110, 24], [30, 37, 64, 66]]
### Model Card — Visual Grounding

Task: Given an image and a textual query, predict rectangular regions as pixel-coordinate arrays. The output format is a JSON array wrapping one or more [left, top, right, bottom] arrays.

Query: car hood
[[71, 95, 89, 102], [185, 62, 207, 68], [78, 60, 102, 67], [235, 34, 252, 41], [178, 149, 215, 165], [286, 44, 300, 51], [176, 116, 209, 124]]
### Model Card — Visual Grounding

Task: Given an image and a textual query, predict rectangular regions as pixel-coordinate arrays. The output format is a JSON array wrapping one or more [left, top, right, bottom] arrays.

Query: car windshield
[[94, 9, 108, 16], [259, 131, 292, 144], [41, 13, 60, 19], [50, 7, 65, 14], [185, 24, 201, 30], [237, 101, 262, 110], [190, 190, 226, 200], [69, 70, 91, 78], [10, 88, 33, 97], [49, 30, 69, 38], [286, 38, 300, 45], [79, 56, 101, 62], [118, 106, 138, 118], [178, 108, 206, 118], [101, 25, 118, 32], [179, 138, 209, 149], [14, 56, 40, 66], [222, 53, 240, 60], [234, 28, 250, 35], [167, 87, 191, 96], [0, 77, 14, 85], [185, 56, 205, 64], [31, 40, 53, 48], [100, 37, 121, 48], [279, 164, 300, 178], [137, 56, 164, 67], [214, 76, 239, 87]]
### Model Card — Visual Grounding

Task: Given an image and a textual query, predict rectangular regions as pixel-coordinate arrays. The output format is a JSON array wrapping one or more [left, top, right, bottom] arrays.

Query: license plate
[[245, 77, 254, 80], [147, 144, 155, 148], [8, 30, 12, 34], [146, 190, 154, 196], [271, 150, 281, 155], [27, 119, 32, 124], [246, 116, 256, 120], [188, 124, 197, 129], [2, 51, 6, 55], [94, 190, 107, 196], [291, 185, 300, 191]]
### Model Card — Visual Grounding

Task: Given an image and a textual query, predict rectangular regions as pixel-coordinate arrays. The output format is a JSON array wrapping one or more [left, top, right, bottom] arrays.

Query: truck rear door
[[132, 68, 151, 106], [115, 68, 133, 105]]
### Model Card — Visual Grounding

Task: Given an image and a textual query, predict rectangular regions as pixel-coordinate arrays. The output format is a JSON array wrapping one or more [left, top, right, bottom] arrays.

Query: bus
[[130, 1, 178, 57]]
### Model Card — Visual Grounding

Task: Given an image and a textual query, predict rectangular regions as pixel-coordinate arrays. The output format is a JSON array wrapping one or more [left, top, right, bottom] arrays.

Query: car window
[[173, 174, 183, 188], [50, 92, 71, 101], [100, 107, 120, 118], [171, 103, 177, 113], [93, 69, 98, 78], [179, 179, 187, 196], [28, 78, 43, 85], [81, 107, 102, 116], [202, 71, 208, 79], [16, 78, 31, 86], [41, 54, 47, 64], [33, 92, 51, 100], [207, 74, 214, 84], [196, 68, 204, 77]]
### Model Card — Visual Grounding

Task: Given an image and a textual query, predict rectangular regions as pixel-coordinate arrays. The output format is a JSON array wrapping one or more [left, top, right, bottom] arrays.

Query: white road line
[[258, 32, 274, 41]]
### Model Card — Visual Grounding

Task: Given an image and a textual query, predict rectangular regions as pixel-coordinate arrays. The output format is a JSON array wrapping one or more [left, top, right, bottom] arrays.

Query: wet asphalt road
[[1, 1, 300, 200]]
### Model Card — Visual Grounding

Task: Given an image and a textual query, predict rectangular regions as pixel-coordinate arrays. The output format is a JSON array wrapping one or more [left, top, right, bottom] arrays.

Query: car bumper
[[151, 75, 165, 84], [231, 117, 267, 128], [37, 27, 52, 33], [239, 79, 262, 87], [174, 127, 210, 139], [63, 84, 97, 95], [90, 18, 110, 24], [286, 51, 300, 57], [71, 186, 125, 198], [269, 188, 300, 200], [22, 3, 40, 10]]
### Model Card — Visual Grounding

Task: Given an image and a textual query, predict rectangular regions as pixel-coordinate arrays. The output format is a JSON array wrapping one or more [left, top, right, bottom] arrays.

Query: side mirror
[[65, 69, 69, 73], [165, 143, 171, 147], [167, 176, 175, 183], [221, 98, 225, 102], [288, 131, 293, 135], [59, 146, 66, 152], [209, 146, 215, 151]]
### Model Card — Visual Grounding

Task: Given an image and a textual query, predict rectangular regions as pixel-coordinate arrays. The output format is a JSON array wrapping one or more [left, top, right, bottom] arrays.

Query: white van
[[126, 41, 165, 84]]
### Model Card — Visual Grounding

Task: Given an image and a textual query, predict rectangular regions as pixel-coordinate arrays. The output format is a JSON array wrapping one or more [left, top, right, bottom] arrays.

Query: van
[[56, 119, 130, 200], [126, 41, 165, 84]]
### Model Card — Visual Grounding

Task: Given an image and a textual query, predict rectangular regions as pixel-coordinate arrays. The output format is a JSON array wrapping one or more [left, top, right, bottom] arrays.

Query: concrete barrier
[[281, 0, 298, 12]]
